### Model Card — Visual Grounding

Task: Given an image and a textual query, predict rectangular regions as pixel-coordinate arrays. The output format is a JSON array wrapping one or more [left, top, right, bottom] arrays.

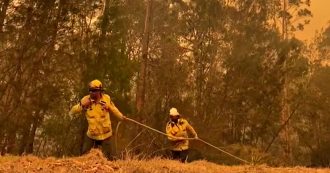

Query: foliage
[[0, 0, 329, 167]]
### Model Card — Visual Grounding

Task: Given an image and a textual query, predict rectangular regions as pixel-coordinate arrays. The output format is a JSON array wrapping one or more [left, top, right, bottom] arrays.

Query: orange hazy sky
[[295, 0, 330, 41]]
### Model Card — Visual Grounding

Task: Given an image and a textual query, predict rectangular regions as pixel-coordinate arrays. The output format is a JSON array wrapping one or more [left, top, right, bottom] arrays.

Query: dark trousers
[[81, 135, 114, 160], [171, 149, 189, 163]]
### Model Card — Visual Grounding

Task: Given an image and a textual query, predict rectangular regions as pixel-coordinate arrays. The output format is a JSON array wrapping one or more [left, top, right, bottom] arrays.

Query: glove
[[81, 97, 91, 109]]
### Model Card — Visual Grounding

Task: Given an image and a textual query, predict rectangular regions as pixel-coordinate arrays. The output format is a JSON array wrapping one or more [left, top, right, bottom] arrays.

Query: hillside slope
[[0, 149, 329, 173]]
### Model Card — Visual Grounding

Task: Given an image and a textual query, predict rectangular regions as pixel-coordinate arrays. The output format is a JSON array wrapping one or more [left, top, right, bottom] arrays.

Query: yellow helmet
[[169, 108, 180, 116], [89, 79, 103, 91]]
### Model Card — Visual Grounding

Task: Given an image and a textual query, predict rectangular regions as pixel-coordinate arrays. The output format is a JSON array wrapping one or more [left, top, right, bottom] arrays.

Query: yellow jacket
[[70, 94, 124, 140], [166, 118, 197, 151]]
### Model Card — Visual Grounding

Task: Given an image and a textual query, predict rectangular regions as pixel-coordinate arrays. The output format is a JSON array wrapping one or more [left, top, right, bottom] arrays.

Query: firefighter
[[69, 79, 127, 160], [165, 108, 198, 162]]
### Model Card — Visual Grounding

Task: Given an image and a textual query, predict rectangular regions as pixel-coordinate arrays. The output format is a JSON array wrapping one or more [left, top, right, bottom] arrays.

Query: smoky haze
[[0, 0, 330, 168]]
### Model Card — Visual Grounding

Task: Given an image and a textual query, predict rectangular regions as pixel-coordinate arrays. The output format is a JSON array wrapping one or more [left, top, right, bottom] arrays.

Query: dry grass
[[0, 149, 330, 173]]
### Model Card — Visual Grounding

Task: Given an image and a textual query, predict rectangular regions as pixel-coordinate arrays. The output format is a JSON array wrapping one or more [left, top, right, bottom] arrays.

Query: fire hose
[[119, 117, 251, 164]]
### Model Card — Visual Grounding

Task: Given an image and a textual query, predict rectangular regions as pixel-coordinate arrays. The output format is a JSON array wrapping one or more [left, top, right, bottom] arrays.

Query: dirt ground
[[0, 149, 330, 173]]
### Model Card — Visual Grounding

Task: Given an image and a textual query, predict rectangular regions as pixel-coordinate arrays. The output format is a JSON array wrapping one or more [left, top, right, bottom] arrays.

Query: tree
[[136, 0, 153, 115]]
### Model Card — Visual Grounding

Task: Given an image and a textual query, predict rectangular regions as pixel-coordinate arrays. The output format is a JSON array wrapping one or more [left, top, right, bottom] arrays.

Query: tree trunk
[[25, 111, 43, 154], [279, 0, 293, 164], [6, 129, 17, 154], [97, 0, 110, 61], [0, 0, 10, 32], [136, 0, 152, 115], [279, 76, 293, 162], [281, 0, 288, 40], [18, 121, 32, 155], [25, 121, 37, 154]]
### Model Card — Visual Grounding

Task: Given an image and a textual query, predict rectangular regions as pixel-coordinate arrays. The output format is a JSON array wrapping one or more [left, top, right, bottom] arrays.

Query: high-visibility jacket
[[166, 118, 197, 151], [70, 94, 124, 140]]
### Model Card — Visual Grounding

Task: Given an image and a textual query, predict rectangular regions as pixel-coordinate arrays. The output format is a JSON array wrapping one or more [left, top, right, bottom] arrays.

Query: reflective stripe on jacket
[[70, 94, 123, 140], [166, 118, 197, 151]]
